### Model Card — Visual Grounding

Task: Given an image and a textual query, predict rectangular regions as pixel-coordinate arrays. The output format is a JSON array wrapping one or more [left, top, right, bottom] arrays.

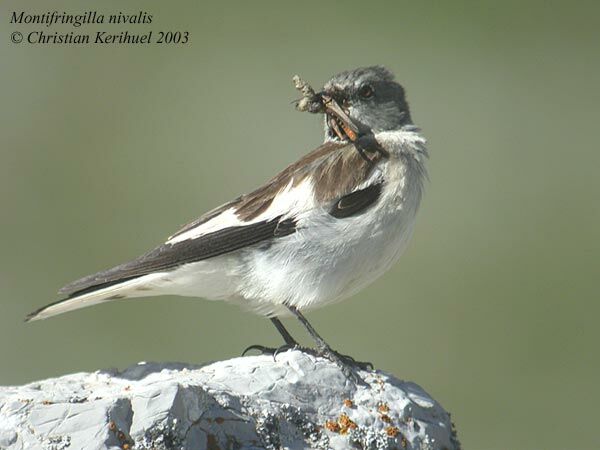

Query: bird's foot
[[315, 346, 373, 384], [242, 343, 372, 384]]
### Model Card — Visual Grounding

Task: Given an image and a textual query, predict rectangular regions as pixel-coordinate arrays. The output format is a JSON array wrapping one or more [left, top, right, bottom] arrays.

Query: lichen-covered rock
[[0, 351, 460, 449]]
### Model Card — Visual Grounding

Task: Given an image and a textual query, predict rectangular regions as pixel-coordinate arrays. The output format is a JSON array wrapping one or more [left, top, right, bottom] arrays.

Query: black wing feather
[[59, 216, 296, 298], [329, 183, 383, 218]]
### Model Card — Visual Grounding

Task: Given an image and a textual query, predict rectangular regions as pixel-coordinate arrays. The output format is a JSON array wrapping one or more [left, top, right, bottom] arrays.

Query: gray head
[[322, 66, 412, 141]]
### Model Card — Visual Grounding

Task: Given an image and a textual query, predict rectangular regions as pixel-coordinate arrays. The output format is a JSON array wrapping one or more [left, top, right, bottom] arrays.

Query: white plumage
[[27, 66, 429, 350], [28, 127, 426, 321]]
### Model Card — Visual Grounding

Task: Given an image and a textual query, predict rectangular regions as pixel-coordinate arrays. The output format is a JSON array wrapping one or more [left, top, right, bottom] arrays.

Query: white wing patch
[[166, 178, 316, 245], [264, 177, 316, 221], [167, 208, 241, 244]]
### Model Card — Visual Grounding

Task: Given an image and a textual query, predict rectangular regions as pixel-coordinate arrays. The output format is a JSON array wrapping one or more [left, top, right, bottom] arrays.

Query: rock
[[0, 351, 460, 449]]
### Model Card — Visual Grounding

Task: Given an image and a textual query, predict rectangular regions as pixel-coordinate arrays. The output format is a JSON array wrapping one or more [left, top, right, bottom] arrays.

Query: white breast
[[237, 144, 426, 317]]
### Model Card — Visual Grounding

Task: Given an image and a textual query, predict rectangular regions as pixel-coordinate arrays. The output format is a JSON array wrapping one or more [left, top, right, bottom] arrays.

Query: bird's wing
[[329, 183, 384, 218], [57, 141, 386, 298], [57, 215, 296, 298]]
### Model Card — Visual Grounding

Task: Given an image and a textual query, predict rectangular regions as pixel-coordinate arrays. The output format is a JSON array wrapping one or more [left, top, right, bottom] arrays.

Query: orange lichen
[[377, 402, 390, 413], [108, 421, 117, 431], [325, 420, 340, 433], [380, 414, 392, 423], [325, 412, 358, 435], [343, 399, 354, 408], [338, 413, 357, 434], [385, 426, 400, 437]]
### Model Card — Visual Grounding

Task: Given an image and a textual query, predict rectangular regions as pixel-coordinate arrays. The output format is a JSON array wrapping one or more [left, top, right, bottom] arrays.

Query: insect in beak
[[292, 75, 358, 142], [320, 94, 359, 142]]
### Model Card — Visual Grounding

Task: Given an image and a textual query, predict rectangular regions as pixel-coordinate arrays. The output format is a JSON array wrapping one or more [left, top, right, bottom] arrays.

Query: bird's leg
[[242, 317, 299, 356], [270, 317, 298, 346], [286, 306, 373, 381]]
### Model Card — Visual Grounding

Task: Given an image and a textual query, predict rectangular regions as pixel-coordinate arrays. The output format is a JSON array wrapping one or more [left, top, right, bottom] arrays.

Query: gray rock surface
[[0, 351, 460, 450]]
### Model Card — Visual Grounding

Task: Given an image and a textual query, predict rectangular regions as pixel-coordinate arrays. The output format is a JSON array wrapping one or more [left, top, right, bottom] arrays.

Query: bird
[[26, 66, 428, 381]]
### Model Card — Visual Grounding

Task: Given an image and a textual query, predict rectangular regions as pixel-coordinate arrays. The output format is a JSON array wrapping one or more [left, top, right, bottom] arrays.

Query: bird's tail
[[25, 273, 164, 322]]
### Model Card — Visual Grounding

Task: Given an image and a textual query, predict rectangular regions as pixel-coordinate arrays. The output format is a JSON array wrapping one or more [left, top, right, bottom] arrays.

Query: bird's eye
[[358, 84, 374, 99]]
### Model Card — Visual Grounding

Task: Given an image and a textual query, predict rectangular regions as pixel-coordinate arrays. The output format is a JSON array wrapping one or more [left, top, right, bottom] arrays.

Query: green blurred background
[[1, 1, 599, 448]]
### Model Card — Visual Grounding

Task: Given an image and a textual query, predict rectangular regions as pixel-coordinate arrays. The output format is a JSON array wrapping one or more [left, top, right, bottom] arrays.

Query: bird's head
[[320, 66, 412, 142]]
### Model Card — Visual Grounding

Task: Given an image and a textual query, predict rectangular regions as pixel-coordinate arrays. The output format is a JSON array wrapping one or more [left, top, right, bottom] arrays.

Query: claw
[[242, 344, 275, 356], [313, 347, 374, 384], [336, 353, 374, 370], [242, 343, 298, 359]]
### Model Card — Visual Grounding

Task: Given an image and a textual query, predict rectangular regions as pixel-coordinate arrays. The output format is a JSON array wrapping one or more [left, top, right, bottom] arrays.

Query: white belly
[[236, 157, 423, 317]]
